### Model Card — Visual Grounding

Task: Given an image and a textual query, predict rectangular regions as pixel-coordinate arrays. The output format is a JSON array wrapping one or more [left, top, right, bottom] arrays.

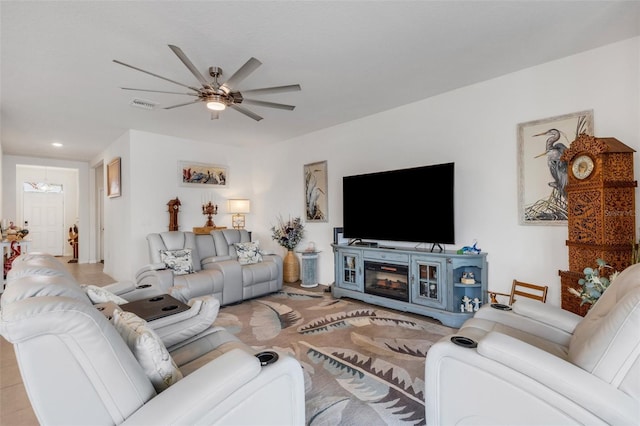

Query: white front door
[[23, 192, 65, 255]]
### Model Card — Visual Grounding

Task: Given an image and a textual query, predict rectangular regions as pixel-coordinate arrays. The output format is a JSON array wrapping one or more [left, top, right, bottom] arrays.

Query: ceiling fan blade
[[230, 104, 263, 121], [164, 99, 203, 110], [113, 59, 201, 92], [121, 87, 198, 96], [242, 84, 301, 95], [243, 99, 296, 110], [168, 45, 212, 89], [221, 57, 262, 92]]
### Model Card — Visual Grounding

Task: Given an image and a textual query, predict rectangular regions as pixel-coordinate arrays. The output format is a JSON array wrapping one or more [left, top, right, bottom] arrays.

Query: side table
[[298, 250, 320, 288]]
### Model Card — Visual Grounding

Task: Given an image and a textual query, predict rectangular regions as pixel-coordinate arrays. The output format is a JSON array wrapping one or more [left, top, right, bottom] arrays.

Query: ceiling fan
[[113, 45, 301, 121]]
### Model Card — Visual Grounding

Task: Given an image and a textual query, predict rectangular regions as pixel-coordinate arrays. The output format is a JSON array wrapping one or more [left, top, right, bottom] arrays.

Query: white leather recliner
[[1, 253, 305, 425], [425, 262, 640, 425]]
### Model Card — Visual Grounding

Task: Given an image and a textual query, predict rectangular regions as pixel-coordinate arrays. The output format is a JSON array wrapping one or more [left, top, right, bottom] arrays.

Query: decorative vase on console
[[271, 216, 305, 283]]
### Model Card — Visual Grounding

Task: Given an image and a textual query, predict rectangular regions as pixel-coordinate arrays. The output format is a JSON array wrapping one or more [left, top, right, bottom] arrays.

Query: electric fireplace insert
[[364, 261, 409, 302]]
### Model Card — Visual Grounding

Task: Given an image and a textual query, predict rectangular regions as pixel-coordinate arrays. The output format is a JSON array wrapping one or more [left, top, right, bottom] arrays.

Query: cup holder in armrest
[[136, 284, 152, 289], [491, 303, 512, 311], [161, 305, 178, 312], [451, 336, 478, 348], [148, 296, 165, 302], [255, 351, 279, 366]]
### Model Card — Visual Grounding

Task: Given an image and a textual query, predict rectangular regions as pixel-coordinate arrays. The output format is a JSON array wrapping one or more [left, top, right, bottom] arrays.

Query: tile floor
[[0, 257, 115, 425]]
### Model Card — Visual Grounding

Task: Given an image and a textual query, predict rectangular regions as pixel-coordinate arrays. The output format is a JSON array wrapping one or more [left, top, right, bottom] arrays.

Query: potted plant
[[271, 216, 305, 283], [568, 258, 619, 308]]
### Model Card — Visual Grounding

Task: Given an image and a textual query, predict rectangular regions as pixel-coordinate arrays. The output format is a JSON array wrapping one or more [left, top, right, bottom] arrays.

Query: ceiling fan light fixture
[[206, 95, 226, 111]]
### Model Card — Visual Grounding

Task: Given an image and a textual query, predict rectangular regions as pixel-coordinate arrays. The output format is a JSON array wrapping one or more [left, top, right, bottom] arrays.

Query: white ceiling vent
[[129, 98, 158, 110]]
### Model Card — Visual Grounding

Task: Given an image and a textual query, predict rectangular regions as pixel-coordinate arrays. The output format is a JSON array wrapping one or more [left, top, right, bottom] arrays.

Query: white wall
[[4, 37, 638, 309], [255, 37, 640, 306], [101, 130, 253, 280]]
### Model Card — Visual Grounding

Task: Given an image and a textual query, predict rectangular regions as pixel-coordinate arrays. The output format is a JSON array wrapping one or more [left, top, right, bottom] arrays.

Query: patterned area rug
[[212, 285, 456, 426]]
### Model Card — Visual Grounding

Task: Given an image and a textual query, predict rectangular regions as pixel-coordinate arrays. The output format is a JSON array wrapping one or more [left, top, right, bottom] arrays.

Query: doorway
[[23, 191, 65, 255], [16, 165, 79, 258]]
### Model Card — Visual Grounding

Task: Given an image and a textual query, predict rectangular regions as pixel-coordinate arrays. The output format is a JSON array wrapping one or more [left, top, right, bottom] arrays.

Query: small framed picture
[[333, 227, 348, 245]]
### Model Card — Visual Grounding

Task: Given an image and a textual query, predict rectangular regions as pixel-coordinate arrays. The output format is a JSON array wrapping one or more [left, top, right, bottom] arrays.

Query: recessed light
[[52, 142, 63, 147]]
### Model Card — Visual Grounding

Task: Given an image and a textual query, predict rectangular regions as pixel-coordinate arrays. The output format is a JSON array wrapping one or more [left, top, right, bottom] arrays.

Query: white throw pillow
[[82, 284, 128, 305], [160, 248, 194, 275], [235, 241, 263, 265], [112, 308, 183, 392]]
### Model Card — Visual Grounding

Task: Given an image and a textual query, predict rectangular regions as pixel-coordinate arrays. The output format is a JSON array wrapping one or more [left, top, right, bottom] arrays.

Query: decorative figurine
[[472, 297, 481, 311], [462, 295, 473, 312], [457, 240, 481, 255], [461, 271, 476, 284]]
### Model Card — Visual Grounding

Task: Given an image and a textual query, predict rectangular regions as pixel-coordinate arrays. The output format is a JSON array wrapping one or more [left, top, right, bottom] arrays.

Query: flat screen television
[[342, 162, 455, 245]]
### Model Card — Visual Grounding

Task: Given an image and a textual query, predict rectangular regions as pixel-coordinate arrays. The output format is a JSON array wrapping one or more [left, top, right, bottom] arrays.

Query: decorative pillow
[[112, 308, 183, 392], [82, 284, 128, 305], [160, 248, 194, 275], [234, 241, 263, 265]]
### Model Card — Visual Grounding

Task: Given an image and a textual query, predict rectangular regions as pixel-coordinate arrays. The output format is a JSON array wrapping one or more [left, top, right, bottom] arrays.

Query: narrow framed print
[[107, 157, 121, 198], [304, 160, 328, 222]]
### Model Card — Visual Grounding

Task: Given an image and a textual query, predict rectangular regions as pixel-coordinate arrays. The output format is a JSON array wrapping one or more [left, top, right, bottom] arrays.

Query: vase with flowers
[[271, 216, 305, 283], [568, 258, 619, 308]]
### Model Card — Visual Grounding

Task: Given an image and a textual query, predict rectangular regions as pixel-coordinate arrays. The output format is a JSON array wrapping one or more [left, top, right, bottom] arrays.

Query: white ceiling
[[2, 1, 639, 162]]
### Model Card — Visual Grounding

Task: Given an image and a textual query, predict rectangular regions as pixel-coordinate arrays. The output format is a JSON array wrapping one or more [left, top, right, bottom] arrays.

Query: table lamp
[[228, 199, 250, 229]]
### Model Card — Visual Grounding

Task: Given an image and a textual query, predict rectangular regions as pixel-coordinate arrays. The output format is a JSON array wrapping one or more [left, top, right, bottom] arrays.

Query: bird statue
[[533, 128, 568, 199]]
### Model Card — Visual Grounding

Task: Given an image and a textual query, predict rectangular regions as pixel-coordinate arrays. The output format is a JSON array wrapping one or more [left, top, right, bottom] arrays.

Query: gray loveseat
[[137, 229, 283, 304]]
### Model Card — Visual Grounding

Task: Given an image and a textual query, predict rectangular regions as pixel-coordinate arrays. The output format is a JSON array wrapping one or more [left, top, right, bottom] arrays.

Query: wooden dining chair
[[489, 279, 548, 305]]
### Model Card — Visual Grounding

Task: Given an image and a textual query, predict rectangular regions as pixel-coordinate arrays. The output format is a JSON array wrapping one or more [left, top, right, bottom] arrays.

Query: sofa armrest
[[204, 260, 243, 305], [147, 296, 220, 348], [101, 280, 136, 295], [102, 280, 165, 302], [135, 263, 166, 276], [122, 349, 305, 425], [512, 298, 582, 333], [477, 332, 638, 425], [473, 299, 580, 345], [135, 267, 175, 293]]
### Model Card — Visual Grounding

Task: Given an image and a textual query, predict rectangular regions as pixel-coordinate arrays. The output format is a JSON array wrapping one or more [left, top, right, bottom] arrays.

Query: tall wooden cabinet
[[559, 135, 637, 315]]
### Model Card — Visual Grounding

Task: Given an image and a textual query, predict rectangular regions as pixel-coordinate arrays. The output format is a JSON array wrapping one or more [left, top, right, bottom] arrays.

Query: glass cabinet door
[[337, 250, 363, 291], [411, 257, 446, 309]]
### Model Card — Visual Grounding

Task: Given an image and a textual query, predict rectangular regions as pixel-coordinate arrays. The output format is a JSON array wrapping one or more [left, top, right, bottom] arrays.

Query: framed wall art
[[107, 157, 121, 198], [180, 161, 228, 187], [517, 110, 593, 225], [304, 160, 328, 222]]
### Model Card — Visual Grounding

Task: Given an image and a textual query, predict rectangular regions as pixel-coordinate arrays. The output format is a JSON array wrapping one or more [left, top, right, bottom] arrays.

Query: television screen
[[342, 162, 455, 245]]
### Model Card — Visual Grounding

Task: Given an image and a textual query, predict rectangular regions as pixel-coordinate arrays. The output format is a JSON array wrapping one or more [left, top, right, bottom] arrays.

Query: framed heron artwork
[[517, 110, 593, 225]]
